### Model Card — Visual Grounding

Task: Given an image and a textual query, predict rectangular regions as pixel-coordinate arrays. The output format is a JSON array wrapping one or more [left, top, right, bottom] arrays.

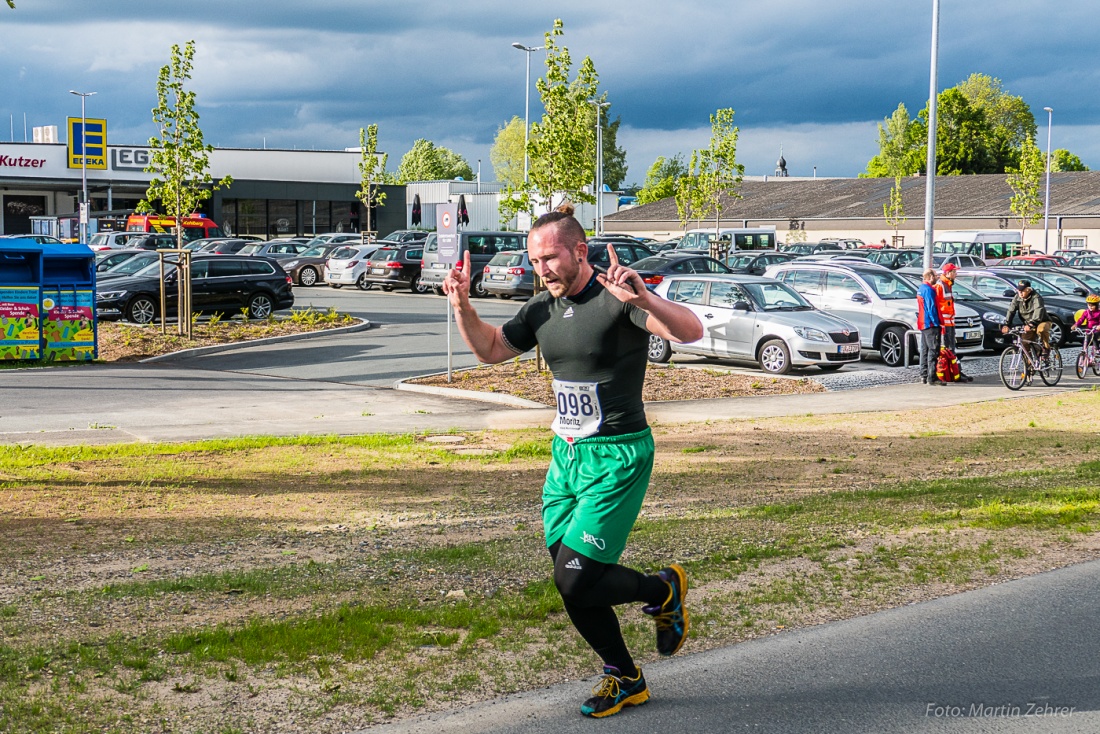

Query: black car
[[779, 242, 843, 256], [200, 239, 252, 255], [631, 254, 733, 290], [587, 241, 655, 266], [723, 251, 795, 275], [128, 233, 178, 251], [951, 268, 1087, 346], [1024, 267, 1100, 299], [898, 269, 1010, 351], [360, 244, 427, 293], [238, 240, 308, 258], [96, 255, 295, 324], [380, 229, 431, 244], [865, 248, 923, 270]]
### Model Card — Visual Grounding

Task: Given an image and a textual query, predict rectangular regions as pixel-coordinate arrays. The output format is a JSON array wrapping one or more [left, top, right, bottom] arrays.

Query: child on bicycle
[[1074, 294, 1100, 333]]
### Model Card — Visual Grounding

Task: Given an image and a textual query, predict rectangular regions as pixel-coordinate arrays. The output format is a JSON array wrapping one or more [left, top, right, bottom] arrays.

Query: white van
[[674, 226, 778, 254], [933, 231, 1022, 264]]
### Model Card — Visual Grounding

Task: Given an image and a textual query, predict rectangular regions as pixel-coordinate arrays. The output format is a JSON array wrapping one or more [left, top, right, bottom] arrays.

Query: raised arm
[[443, 251, 522, 364]]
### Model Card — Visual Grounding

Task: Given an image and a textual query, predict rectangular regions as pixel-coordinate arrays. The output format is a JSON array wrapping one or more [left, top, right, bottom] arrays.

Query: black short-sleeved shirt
[[500, 276, 651, 436]]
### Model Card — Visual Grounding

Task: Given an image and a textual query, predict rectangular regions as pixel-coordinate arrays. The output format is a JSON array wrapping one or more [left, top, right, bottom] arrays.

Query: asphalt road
[[365, 559, 1100, 734]]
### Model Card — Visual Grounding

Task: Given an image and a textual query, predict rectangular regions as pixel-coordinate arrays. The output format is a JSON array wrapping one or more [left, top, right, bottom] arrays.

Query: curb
[[393, 371, 550, 409], [138, 319, 372, 364]]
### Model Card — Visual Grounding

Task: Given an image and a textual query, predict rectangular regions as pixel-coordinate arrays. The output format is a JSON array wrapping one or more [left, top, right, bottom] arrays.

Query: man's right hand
[[442, 251, 471, 307]]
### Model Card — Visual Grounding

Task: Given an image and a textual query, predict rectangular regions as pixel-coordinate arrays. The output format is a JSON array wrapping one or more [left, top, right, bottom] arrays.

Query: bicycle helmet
[[1016, 279, 1032, 290], [1087, 293, 1100, 305]]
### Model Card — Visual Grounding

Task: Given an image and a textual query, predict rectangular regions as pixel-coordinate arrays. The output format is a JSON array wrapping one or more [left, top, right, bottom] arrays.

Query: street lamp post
[[1043, 106, 1053, 253], [511, 42, 544, 192], [589, 100, 610, 236], [69, 90, 96, 246], [922, 0, 940, 270]]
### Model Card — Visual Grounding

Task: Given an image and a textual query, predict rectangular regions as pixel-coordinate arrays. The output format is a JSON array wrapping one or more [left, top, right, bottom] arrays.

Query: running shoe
[[643, 564, 690, 656], [580, 666, 649, 718]]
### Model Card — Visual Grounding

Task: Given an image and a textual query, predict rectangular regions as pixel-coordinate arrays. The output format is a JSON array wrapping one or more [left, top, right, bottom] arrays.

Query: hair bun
[[555, 202, 575, 217]]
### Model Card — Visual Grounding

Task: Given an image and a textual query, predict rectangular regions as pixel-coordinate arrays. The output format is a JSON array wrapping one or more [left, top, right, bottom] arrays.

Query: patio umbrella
[[411, 193, 422, 226], [457, 194, 470, 226]]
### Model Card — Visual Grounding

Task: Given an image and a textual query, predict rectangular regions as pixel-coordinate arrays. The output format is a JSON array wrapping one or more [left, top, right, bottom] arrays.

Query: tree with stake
[[356, 124, 389, 241], [678, 108, 744, 260], [1006, 135, 1045, 253]]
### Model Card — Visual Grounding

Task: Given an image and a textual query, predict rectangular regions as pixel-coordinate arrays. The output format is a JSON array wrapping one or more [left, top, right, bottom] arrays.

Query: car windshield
[[742, 281, 814, 311], [489, 253, 524, 267], [372, 249, 399, 262], [1070, 271, 1100, 290], [330, 246, 359, 260], [106, 254, 158, 274], [862, 271, 917, 299], [726, 254, 756, 268], [297, 246, 327, 258], [239, 244, 263, 255], [304, 236, 332, 248], [1021, 275, 1061, 296], [947, 280, 989, 301], [631, 256, 672, 270]]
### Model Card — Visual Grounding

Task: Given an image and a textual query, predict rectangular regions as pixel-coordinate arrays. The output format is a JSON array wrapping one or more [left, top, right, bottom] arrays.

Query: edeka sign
[[67, 117, 107, 170]]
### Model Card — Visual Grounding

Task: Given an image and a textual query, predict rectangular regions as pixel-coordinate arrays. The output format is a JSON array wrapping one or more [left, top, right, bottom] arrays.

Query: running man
[[443, 205, 704, 718]]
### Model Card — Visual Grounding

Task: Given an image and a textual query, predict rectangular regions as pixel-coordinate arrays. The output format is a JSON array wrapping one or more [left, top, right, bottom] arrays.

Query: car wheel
[[759, 339, 792, 374], [412, 277, 431, 294], [126, 296, 156, 325], [356, 274, 373, 291], [1048, 319, 1065, 347], [298, 267, 318, 287], [247, 293, 274, 320], [647, 334, 672, 363], [471, 275, 489, 298], [879, 326, 907, 367]]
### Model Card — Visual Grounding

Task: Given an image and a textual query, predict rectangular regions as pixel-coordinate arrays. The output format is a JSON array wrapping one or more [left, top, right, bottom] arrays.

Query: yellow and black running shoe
[[644, 563, 690, 656], [580, 666, 649, 718]]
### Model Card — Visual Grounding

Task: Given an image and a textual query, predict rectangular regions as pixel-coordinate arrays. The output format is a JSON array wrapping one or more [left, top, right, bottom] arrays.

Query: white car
[[87, 232, 143, 251], [324, 244, 379, 290], [648, 274, 862, 374], [763, 261, 983, 366]]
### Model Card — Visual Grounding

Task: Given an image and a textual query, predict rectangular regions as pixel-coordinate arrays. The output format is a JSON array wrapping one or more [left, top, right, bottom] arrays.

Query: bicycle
[[999, 326, 1062, 390], [1074, 327, 1100, 379]]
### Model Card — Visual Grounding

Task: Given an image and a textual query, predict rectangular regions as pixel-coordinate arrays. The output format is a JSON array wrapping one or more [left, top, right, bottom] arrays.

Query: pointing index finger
[[606, 243, 620, 268]]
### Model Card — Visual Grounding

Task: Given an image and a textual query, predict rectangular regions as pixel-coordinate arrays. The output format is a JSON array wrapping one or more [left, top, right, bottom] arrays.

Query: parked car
[[324, 244, 381, 290], [279, 244, 341, 287], [360, 244, 427, 292], [380, 229, 431, 244], [794, 251, 873, 263], [587, 241, 655, 266], [932, 253, 986, 269], [238, 240, 307, 258], [1066, 253, 1100, 268], [997, 255, 1066, 267], [87, 232, 143, 251], [96, 255, 294, 324], [419, 231, 526, 297], [0, 234, 65, 245], [864, 248, 923, 270], [647, 274, 862, 374], [818, 238, 866, 250], [897, 269, 1010, 351], [482, 251, 534, 299], [1023, 267, 1100, 298], [950, 268, 1087, 346], [629, 254, 733, 291], [763, 261, 983, 366], [128, 233, 178, 251], [302, 233, 363, 249], [1054, 249, 1098, 260], [201, 239, 252, 255], [779, 242, 843, 256], [96, 250, 162, 280], [95, 248, 150, 273], [723, 251, 795, 275], [649, 240, 680, 253]]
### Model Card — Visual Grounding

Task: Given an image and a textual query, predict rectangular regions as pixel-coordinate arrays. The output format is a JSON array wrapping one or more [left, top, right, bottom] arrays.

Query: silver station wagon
[[648, 274, 861, 374]]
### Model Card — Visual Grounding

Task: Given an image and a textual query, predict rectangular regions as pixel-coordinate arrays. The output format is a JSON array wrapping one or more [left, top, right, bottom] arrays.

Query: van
[[933, 231, 1022, 264], [419, 231, 526, 297], [674, 227, 777, 256], [126, 213, 223, 243]]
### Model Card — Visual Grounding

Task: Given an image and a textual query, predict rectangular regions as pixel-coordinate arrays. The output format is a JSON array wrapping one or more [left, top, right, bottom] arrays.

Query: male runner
[[443, 205, 703, 718]]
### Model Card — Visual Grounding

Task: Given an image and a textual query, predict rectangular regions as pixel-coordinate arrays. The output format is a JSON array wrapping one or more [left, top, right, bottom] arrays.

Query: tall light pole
[[1043, 106, 1053, 252], [511, 42, 544, 191], [922, 0, 940, 270], [589, 100, 610, 235], [69, 90, 96, 246]]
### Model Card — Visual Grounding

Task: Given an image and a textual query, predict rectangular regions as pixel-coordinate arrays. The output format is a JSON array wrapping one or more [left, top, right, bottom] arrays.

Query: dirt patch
[[408, 359, 826, 405]]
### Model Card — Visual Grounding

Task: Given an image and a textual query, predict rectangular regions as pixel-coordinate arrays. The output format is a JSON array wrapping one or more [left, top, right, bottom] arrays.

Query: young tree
[[1051, 149, 1089, 172], [356, 124, 389, 240], [677, 108, 744, 260], [396, 139, 473, 183], [1006, 135, 1044, 252], [884, 176, 907, 240], [637, 154, 687, 204], [523, 19, 599, 211], [490, 117, 527, 190], [140, 40, 232, 250]]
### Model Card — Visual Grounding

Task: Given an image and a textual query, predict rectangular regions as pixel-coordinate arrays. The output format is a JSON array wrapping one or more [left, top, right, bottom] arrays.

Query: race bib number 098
[[551, 380, 603, 441]]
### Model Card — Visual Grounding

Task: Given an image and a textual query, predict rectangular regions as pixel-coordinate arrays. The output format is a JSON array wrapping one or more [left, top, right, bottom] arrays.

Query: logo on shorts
[[582, 531, 606, 551], [565, 557, 583, 570], [563, 306, 574, 319]]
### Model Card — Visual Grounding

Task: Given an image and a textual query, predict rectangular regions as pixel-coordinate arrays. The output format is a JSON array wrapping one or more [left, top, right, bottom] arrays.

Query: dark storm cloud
[[2, 1, 1097, 178]]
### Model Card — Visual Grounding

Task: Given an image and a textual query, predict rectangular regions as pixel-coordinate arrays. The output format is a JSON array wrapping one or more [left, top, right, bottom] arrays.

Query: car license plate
[[839, 344, 860, 354], [372, 268, 385, 274], [432, 263, 444, 269], [964, 330, 982, 340], [490, 274, 505, 280]]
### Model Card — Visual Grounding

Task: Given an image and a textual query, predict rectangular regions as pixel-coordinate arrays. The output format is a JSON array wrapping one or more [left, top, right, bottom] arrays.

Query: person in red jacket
[[934, 264, 973, 382]]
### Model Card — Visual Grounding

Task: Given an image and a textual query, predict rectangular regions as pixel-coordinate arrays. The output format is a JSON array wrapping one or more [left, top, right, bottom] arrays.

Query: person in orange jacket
[[934, 263, 974, 382]]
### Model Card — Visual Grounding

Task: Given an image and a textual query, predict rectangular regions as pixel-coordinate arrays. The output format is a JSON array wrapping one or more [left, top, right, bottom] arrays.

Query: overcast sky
[[3, 1, 1098, 186]]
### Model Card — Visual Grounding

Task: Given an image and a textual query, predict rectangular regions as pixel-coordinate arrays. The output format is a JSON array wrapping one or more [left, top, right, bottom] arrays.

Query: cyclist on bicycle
[[1001, 279, 1052, 357], [1073, 294, 1100, 332]]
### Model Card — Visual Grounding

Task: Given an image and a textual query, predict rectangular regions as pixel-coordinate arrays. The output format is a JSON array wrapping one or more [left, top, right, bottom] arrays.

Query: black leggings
[[548, 541, 668, 674]]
